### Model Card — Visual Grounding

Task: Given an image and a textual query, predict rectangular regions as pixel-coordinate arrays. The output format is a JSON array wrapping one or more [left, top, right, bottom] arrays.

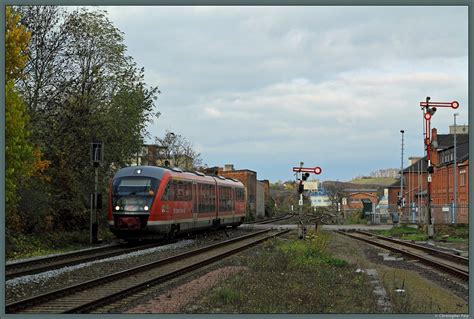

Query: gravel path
[[125, 266, 248, 313]]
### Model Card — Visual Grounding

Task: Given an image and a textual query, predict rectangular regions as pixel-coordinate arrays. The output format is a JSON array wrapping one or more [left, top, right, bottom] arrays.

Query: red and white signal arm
[[292, 166, 323, 174]]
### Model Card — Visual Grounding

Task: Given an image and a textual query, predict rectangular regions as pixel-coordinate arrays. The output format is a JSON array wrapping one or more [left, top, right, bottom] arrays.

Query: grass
[[185, 230, 378, 313], [380, 268, 468, 313], [375, 224, 468, 243], [6, 227, 115, 260], [326, 231, 468, 314], [376, 226, 424, 238], [434, 224, 469, 240]]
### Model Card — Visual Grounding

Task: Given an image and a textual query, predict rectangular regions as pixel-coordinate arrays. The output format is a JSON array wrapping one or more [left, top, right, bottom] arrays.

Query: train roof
[[113, 166, 244, 187]]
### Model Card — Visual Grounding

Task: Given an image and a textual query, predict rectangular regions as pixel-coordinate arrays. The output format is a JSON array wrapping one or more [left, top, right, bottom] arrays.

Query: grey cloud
[[95, 5, 467, 181]]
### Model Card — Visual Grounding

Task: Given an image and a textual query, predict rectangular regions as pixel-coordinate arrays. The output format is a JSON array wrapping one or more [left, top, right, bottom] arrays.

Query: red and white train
[[108, 166, 246, 240]]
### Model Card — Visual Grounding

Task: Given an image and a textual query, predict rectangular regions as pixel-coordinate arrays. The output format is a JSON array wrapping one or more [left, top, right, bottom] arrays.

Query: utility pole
[[90, 141, 103, 244], [452, 113, 459, 223]]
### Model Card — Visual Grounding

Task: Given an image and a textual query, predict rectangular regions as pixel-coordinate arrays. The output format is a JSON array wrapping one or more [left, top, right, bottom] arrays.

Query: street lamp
[[452, 113, 459, 223]]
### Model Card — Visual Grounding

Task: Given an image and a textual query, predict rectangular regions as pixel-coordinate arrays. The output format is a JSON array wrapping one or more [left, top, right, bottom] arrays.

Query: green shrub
[[278, 231, 347, 268], [214, 286, 242, 304]]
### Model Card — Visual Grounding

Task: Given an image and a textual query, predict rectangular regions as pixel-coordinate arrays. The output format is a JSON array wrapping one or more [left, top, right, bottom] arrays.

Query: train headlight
[[144, 205, 149, 211], [115, 206, 120, 211]]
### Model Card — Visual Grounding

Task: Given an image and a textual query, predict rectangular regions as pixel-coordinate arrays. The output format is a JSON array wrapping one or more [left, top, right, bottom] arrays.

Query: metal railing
[[394, 203, 469, 224]]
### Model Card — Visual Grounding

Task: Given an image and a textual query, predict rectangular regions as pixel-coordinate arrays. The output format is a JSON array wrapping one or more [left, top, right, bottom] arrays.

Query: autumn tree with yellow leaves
[[6, 7, 51, 233], [6, 7, 34, 225]]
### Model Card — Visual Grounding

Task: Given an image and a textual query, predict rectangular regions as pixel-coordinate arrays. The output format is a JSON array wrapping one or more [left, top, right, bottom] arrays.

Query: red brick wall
[[343, 192, 378, 210], [387, 187, 399, 207], [432, 159, 469, 206]]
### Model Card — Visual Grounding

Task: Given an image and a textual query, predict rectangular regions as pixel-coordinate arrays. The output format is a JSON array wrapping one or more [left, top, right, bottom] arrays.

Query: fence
[[397, 203, 469, 224], [344, 203, 469, 225]]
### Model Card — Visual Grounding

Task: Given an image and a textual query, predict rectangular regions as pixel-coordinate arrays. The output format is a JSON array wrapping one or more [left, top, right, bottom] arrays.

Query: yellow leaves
[[33, 148, 52, 182], [6, 6, 31, 81]]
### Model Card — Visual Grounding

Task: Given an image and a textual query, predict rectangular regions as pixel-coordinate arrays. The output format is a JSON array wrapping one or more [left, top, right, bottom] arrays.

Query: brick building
[[430, 128, 469, 223], [342, 188, 379, 211], [258, 179, 272, 216], [389, 127, 469, 224]]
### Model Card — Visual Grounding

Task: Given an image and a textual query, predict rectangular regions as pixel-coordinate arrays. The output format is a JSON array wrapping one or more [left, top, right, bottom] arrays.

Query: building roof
[[344, 188, 378, 192], [403, 156, 427, 173], [436, 133, 469, 150], [437, 141, 469, 167], [222, 169, 257, 174]]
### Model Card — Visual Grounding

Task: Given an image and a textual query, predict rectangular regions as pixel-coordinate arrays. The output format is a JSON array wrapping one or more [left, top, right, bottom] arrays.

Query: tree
[[154, 131, 204, 170], [5, 7, 35, 230], [16, 7, 160, 231]]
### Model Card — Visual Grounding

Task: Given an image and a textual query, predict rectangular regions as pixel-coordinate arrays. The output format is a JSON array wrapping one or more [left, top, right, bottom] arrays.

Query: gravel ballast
[[6, 228, 254, 303]]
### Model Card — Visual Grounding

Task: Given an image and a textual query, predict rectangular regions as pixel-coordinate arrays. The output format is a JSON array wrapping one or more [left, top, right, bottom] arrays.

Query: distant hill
[[349, 177, 397, 186]]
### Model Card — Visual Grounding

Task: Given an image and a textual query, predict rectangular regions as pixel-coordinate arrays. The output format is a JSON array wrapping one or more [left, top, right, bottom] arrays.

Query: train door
[[192, 182, 198, 227], [232, 187, 235, 220]]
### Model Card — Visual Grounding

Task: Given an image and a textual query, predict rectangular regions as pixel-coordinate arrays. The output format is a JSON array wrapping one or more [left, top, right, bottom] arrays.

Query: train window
[[162, 179, 193, 202], [161, 180, 174, 201], [198, 183, 216, 213], [235, 188, 245, 201], [176, 180, 185, 201], [218, 186, 233, 212]]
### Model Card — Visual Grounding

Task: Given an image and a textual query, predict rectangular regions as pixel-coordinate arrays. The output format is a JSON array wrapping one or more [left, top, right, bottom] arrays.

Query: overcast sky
[[98, 6, 468, 183]]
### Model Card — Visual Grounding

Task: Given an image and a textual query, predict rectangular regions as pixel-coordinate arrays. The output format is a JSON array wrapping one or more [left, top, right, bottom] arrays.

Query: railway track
[[336, 230, 469, 282], [355, 230, 468, 266], [6, 242, 169, 280], [7, 228, 289, 314], [248, 214, 293, 225]]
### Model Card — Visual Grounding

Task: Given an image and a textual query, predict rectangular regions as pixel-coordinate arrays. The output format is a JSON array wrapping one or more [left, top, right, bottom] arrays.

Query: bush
[[5, 229, 102, 260], [344, 210, 366, 225], [278, 230, 347, 268]]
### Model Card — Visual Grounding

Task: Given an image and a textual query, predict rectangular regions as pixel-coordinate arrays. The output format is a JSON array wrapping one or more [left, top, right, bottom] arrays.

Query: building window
[[460, 173, 466, 187]]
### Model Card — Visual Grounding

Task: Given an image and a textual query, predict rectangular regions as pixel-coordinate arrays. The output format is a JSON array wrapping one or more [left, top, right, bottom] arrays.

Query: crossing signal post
[[293, 163, 323, 239], [419, 97, 459, 238]]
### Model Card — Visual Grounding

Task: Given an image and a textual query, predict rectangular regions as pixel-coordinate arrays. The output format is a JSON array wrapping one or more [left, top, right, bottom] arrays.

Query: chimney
[[431, 128, 437, 144], [224, 164, 234, 171], [431, 128, 438, 165], [408, 157, 421, 166]]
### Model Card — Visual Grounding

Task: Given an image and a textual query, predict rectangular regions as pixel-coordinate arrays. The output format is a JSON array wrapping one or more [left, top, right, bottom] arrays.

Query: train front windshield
[[112, 177, 160, 213]]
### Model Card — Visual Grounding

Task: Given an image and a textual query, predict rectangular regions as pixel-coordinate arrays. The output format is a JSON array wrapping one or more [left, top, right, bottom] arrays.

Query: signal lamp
[[302, 173, 310, 181], [298, 182, 304, 194]]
